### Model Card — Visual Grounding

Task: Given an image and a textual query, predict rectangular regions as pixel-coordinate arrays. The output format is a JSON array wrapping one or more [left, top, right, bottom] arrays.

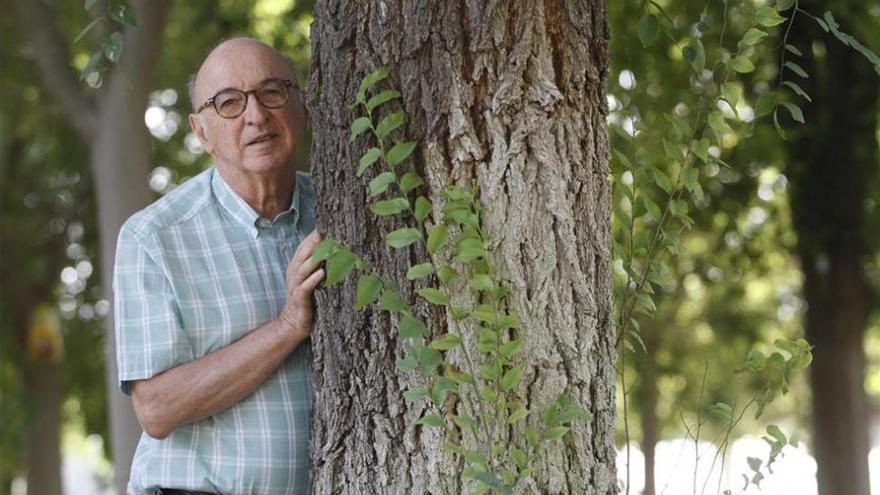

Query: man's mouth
[[247, 133, 277, 146]]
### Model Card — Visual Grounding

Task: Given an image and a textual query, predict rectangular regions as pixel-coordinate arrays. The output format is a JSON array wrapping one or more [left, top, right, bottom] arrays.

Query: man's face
[[189, 40, 305, 178]]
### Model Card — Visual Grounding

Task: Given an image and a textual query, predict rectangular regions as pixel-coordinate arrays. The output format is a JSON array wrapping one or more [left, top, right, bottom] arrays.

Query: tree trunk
[[638, 364, 657, 495], [24, 362, 63, 495], [787, 5, 878, 495], [93, 3, 171, 493], [308, 1, 615, 493]]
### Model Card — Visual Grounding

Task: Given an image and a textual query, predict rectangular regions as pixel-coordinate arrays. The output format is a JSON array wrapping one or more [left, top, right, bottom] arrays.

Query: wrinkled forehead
[[195, 40, 294, 100]]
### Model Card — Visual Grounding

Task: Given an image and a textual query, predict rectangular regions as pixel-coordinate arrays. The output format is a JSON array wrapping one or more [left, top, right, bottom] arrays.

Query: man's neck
[[217, 165, 296, 220]]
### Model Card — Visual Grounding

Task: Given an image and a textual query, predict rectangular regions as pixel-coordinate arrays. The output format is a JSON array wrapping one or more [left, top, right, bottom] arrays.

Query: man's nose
[[243, 93, 269, 125]]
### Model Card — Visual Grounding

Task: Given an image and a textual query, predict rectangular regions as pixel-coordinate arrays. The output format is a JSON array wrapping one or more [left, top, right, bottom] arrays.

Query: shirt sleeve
[[113, 223, 194, 395]]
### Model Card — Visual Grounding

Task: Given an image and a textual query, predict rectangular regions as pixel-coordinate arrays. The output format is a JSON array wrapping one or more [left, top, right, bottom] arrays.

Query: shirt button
[[256, 218, 272, 229]]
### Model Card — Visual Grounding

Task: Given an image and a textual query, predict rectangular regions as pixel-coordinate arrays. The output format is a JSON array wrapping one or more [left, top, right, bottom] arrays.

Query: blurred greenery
[[0, 0, 877, 494]]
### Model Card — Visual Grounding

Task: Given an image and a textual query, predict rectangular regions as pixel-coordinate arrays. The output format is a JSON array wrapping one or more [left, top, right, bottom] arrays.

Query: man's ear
[[188, 113, 213, 154]]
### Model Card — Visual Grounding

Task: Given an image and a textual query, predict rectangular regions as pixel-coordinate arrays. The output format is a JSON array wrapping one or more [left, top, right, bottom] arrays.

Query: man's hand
[[278, 230, 325, 339]]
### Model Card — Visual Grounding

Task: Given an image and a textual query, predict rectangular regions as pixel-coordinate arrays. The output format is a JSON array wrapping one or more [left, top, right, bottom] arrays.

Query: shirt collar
[[211, 166, 300, 238]]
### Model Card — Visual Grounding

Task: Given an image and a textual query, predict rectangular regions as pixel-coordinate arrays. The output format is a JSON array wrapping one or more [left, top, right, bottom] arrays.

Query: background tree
[[785, 1, 880, 494], [308, 0, 617, 493]]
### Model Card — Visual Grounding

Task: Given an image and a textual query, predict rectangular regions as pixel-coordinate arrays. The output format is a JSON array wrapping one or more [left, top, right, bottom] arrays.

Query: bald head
[[188, 38, 299, 111]]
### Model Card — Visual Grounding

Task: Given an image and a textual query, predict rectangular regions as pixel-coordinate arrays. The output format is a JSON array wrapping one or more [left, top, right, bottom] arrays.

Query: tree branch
[[9, 0, 97, 140]]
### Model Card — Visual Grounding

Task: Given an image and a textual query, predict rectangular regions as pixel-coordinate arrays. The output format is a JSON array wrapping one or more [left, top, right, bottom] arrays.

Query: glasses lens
[[214, 90, 246, 118], [256, 80, 289, 108]]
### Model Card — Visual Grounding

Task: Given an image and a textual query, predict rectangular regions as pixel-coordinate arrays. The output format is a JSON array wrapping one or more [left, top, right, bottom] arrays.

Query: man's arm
[[130, 231, 324, 439]]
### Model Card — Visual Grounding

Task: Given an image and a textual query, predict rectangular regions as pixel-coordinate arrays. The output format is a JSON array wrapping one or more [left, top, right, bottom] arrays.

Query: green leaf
[[406, 262, 435, 280], [102, 31, 124, 63], [73, 17, 105, 45], [730, 55, 755, 73], [356, 274, 383, 309], [525, 427, 540, 446], [782, 81, 812, 102], [379, 289, 409, 312], [709, 401, 733, 422], [464, 450, 490, 470], [784, 61, 809, 78], [500, 339, 524, 358], [414, 196, 432, 222], [110, 3, 137, 25], [471, 274, 493, 291], [501, 365, 523, 391], [366, 89, 401, 113], [473, 304, 497, 323], [375, 112, 404, 139], [773, 108, 788, 140], [399, 315, 428, 338], [350, 117, 372, 141], [430, 333, 462, 350], [747, 456, 763, 472], [370, 197, 409, 216], [452, 414, 477, 431], [368, 171, 396, 197], [687, 40, 706, 72], [669, 199, 689, 217], [385, 227, 421, 248], [309, 239, 339, 263], [498, 314, 522, 329], [652, 169, 673, 194], [416, 414, 445, 428], [437, 266, 457, 284], [785, 44, 803, 56], [387, 141, 418, 167], [357, 67, 390, 103], [766, 424, 786, 444], [508, 408, 530, 424], [756, 6, 786, 27], [544, 426, 570, 441], [777, 0, 795, 11], [396, 358, 418, 372], [638, 15, 659, 48], [417, 288, 448, 305], [740, 28, 768, 47], [690, 138, 710, 162], [456, 237, 485, 263], [80, 51, 103, 82], [403, 386, 428, 402], [417, 347, 443, 376], [559, 404, 591, 424], [399, 171, 424, 192], [721, 82, 738, 108], [780, 101, 805, 123], [755, 92, 779, 118], [426, 224, 448, 253], [708, 111, 728, 132], [357, 148, 382, 176], [325, 249, 358, 286], [511, 447, 528, 468]]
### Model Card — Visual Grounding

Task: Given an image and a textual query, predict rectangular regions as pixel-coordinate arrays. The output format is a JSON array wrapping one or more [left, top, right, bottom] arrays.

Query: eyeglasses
[[196, 79, 296, 119]]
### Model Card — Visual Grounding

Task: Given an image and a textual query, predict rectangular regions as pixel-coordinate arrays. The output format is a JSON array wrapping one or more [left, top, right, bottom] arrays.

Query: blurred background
[[0, 1, 878, 494]]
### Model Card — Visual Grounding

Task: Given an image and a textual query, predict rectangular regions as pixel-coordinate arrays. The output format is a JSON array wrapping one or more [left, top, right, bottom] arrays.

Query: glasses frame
[[195, 79, 296, 119]]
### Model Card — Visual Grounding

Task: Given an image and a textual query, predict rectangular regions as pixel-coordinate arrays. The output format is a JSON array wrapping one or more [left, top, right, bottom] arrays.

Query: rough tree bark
[[308, 1, 615, 493], [8, 1, 171, 493], [787, 5, 878, 495]]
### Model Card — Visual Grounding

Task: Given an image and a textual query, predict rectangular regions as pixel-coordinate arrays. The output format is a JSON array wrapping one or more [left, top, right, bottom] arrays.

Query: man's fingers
[[294, 230, 323, 264]]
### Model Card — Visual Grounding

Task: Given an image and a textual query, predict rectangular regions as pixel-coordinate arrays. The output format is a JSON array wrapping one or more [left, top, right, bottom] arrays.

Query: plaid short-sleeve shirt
[[113, 166, 315, 495]]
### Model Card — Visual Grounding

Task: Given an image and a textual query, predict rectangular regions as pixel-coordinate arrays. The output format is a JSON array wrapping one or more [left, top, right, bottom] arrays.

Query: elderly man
[[113, 38, 323, 494]]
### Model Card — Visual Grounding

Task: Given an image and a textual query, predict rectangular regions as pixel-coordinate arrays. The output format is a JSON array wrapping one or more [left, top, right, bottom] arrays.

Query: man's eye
[[218, 97, 242, 108], [260, 89, 283, 99]]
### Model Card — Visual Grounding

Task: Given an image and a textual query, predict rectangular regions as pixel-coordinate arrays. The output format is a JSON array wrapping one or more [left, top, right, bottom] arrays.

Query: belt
[[157, 489, 216, 495]]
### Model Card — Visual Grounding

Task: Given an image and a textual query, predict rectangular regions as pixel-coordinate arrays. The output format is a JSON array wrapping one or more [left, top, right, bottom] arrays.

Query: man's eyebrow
[[208, 78, 285, 97]]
